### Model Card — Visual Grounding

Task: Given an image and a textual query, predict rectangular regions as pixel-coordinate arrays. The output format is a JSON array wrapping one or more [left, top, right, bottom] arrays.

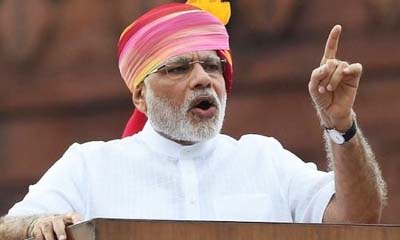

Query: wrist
[[318, 110, 354, 132], [325, 119, 357, 145], [25, 215, 48, 238], [325, 116, 353, 132], [26, 216, 38, 238]]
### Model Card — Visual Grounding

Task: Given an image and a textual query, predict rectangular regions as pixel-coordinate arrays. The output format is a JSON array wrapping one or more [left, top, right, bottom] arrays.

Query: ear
[[132, 82, 147, 114]]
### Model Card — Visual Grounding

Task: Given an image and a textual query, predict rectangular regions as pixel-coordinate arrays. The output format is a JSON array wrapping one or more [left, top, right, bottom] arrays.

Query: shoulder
[[217, 133, 283, 150], [59, 135, 144, 165], [67, 135, 141, 154], [213, 133, 286, 158]]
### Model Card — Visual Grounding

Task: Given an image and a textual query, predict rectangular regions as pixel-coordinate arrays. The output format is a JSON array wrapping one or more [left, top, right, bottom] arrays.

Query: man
[[0, 1, 386, 240]]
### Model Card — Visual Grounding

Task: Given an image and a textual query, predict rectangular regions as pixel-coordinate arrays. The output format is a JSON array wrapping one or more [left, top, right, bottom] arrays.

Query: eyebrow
[[164, 55, 220, 65], [164, 56, 191, 65]]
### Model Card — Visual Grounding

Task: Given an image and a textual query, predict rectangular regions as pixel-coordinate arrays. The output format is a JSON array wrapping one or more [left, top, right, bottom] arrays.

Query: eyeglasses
[[145, 57, 227, 80]]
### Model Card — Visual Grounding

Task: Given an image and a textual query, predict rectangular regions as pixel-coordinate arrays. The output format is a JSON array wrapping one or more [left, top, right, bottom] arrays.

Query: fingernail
[[59, 235, 67, 240], [318, 86, 325, 93], [327, 84, 333, 91]]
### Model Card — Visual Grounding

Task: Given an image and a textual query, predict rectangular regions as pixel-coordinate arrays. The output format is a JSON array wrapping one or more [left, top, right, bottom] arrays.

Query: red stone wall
[[0, 0, 399, 223]]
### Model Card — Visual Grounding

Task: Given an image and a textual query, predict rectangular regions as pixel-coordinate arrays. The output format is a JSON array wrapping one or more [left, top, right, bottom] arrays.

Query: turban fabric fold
[[118, 2, 233, 137]]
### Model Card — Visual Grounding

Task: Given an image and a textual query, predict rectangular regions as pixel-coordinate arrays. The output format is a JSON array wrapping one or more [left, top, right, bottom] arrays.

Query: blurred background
[[0, 0, 399, 223]]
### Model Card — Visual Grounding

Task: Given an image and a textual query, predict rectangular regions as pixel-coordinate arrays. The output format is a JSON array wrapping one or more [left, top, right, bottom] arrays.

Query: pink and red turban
[[118, 2, 233, 137]]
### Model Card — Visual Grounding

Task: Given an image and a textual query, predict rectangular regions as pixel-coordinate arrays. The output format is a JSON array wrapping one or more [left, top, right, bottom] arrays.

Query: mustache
[[184, 89, 220, 111]]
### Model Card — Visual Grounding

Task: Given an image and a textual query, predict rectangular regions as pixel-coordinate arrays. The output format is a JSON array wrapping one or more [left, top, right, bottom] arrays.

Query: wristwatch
[[325, 120, 357, 145]]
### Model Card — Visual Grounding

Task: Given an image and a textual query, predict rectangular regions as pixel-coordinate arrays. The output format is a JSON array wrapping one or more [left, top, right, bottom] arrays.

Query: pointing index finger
[[321, 25, 342, 65]]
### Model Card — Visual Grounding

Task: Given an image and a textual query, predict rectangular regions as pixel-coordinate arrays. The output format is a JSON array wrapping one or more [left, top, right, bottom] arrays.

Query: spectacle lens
[[159, 57, 226, 80]]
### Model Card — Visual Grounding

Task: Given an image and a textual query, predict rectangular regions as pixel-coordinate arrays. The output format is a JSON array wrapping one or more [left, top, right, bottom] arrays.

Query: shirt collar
[[138, 122, 217, 159]]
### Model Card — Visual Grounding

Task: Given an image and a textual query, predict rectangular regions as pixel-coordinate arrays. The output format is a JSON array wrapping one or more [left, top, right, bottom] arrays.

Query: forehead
[[162, 50, 218, 64]]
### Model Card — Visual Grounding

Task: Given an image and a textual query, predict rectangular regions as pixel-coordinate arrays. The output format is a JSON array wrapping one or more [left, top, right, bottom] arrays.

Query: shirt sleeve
[[269, 138, 335, 223], [7, 143, 87, 217]]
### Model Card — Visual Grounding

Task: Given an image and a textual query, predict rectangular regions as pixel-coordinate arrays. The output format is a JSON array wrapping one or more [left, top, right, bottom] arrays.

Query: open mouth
[[190, 96, 216, 110], [189, 96, 217, 118], [196, 100, 214, 110]]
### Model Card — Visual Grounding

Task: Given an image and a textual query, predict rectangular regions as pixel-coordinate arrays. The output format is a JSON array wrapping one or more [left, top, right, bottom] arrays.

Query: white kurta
[[8, 123, 335, 223]]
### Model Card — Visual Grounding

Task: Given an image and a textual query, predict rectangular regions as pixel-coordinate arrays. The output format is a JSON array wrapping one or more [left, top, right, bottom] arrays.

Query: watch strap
[[325, 120, 357, 144], [342, 120, 357, 142]]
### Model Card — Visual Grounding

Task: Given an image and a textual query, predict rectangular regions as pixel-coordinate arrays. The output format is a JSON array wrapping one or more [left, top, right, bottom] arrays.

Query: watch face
[[327, 129, 345, 144]]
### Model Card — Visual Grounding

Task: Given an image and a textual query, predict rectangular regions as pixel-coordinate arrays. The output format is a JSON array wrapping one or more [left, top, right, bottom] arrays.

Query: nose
[[189, 62, 212, 89]]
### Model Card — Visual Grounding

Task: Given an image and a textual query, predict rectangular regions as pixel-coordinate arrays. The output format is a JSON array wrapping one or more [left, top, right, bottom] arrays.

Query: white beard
[[145, 84, 226, 143]]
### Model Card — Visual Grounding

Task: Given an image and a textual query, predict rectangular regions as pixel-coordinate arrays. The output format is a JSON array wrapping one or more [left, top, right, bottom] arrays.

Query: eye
[[203, 61, 222, 73], [166, 63, 191, 75]]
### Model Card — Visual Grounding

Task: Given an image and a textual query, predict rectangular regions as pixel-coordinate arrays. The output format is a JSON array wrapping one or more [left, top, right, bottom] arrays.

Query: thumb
[[64, 212, 83, 225]]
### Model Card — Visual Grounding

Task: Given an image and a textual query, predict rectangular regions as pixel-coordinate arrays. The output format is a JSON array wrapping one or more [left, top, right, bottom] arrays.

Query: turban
[[118, 1, 233, 137]]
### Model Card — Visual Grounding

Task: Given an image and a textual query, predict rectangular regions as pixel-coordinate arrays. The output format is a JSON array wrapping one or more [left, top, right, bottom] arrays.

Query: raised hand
[[308, 25, 362, 131]]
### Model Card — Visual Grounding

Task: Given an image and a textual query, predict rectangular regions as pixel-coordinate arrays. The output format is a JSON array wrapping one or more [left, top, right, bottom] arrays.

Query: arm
[[1, 143, 87, 239], [0, 215, 37, 240], [322, 123, 387, 223], [308, 25, 387, 223], [0, 213, 81, 240]]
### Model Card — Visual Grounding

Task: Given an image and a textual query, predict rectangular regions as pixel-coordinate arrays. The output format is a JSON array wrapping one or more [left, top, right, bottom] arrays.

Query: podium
[[47, 219, 400, 240]]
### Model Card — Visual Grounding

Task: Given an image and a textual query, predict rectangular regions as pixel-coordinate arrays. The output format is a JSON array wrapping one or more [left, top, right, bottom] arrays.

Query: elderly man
[[0, 1, 386, 240]]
